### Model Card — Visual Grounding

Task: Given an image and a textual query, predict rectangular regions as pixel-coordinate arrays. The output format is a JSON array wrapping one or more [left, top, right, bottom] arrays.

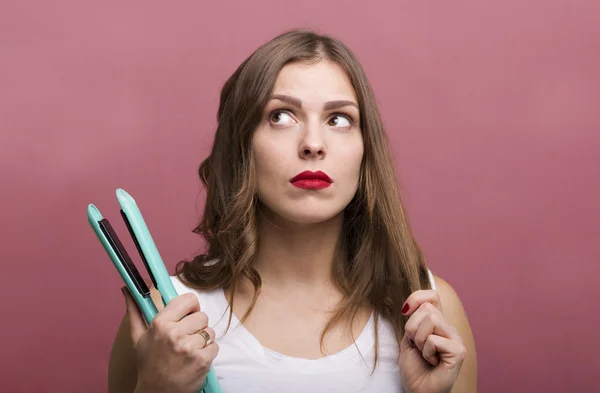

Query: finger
[[401, 289, 442, 316], [122, 286, 147, 343], [178, 311, 209, 335], [422, 334, 467, 368], [200, 340, 219, 363], [400, 332, 414, 353], [190, 326, 216, 350], [411, 303, 461, 352], [404, 302, 449, 343], [155, 293, 201, 323], [403, 303, 431, 347]]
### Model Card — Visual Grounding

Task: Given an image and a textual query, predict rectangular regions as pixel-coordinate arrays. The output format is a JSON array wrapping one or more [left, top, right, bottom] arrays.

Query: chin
[[282, 211, 342, 225], [259, 200, 346, 226]]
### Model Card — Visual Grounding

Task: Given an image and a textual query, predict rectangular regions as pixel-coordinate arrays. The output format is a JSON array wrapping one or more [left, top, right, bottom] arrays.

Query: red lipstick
[[290, 170, 332, 189]]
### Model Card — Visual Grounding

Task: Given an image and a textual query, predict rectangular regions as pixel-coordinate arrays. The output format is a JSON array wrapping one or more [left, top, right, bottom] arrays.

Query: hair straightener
[[87, 188, 222, 393]]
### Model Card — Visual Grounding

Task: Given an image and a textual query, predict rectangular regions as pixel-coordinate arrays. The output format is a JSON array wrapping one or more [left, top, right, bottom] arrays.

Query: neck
[[251, 205, 344, 291]]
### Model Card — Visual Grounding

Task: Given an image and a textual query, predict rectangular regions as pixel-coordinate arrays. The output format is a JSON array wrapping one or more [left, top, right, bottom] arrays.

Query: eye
[[270, 110, 296, 126], [327, 114, 353, 128]]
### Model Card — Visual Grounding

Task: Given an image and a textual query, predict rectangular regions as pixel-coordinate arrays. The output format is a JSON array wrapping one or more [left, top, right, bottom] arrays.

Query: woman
[[109, 29, 477, 393]]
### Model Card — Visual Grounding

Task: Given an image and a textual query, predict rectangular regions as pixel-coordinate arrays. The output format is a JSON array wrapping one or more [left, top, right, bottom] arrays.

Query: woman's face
[[251, 60, 364, 225]]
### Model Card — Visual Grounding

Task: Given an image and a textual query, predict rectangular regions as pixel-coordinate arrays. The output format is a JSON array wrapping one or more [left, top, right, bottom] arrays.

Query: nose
[[298, 124, 326, 159]]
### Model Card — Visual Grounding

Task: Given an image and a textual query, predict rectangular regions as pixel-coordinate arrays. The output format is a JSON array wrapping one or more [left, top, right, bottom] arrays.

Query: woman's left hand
[[399, 289, 467, 393]]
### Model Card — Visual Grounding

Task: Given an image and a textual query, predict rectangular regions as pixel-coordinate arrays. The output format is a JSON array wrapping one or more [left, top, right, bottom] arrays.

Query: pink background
[[1, 1, 599, 392]]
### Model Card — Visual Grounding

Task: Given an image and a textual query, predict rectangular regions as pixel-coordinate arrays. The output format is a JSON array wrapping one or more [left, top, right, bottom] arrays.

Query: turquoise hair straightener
[[87, 188, 222, 393]]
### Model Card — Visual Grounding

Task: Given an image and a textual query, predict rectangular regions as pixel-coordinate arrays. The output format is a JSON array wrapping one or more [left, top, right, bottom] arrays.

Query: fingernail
[[401, 302, 410, 314], [408, 337, 415, 347], [121, 286, 127, 298]]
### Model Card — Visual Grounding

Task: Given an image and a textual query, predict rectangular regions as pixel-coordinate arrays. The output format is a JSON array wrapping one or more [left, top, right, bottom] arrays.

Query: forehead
[[272, 60, 358, 103]]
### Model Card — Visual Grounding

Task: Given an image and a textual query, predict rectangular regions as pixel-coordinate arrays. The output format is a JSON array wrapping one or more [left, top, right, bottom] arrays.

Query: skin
[[227, 60, 369, 359], [108, 60, 477, 393], [400, 280, 478, 393]]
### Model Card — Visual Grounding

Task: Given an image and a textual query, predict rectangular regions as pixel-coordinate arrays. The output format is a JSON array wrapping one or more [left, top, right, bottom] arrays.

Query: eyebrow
[[271, 94, 359, 111]]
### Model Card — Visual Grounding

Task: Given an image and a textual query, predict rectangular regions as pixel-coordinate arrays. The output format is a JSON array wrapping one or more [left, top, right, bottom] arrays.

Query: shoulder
[[431, 273, 478, 392], [430, 274, 462, 312], [147, 275, 221, 313], [146, 276, 187, 312], [430, 273, 472, 335]]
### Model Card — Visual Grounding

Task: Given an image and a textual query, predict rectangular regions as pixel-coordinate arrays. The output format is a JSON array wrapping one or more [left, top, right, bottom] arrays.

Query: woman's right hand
[[122, 288, 219, 393]]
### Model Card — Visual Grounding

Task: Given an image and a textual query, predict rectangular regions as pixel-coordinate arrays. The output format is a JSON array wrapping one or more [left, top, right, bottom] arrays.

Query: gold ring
[[196, 329, 213, 348]]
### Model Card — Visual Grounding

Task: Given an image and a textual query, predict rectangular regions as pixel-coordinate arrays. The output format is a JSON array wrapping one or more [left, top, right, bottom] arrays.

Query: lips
[[290, 170, 332, 189]]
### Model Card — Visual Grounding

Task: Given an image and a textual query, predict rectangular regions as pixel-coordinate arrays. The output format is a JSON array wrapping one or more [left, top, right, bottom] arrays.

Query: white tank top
[[170, 270, 437, 393]]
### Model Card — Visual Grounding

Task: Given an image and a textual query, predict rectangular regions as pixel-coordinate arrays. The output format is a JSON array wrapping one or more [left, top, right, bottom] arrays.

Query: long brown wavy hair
[[176, 28, 432, 368]]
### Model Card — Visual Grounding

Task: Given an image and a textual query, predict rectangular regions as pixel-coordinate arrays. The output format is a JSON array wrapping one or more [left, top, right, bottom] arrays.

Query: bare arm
[[108, 286, 164, 393], [435, 275, 478, 393]]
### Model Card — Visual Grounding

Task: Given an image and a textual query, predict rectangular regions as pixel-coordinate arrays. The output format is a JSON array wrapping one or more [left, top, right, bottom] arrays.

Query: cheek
[[251, 134, 269, 173], [252, 137, 286, 185], [339, 139, 364, 183]]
